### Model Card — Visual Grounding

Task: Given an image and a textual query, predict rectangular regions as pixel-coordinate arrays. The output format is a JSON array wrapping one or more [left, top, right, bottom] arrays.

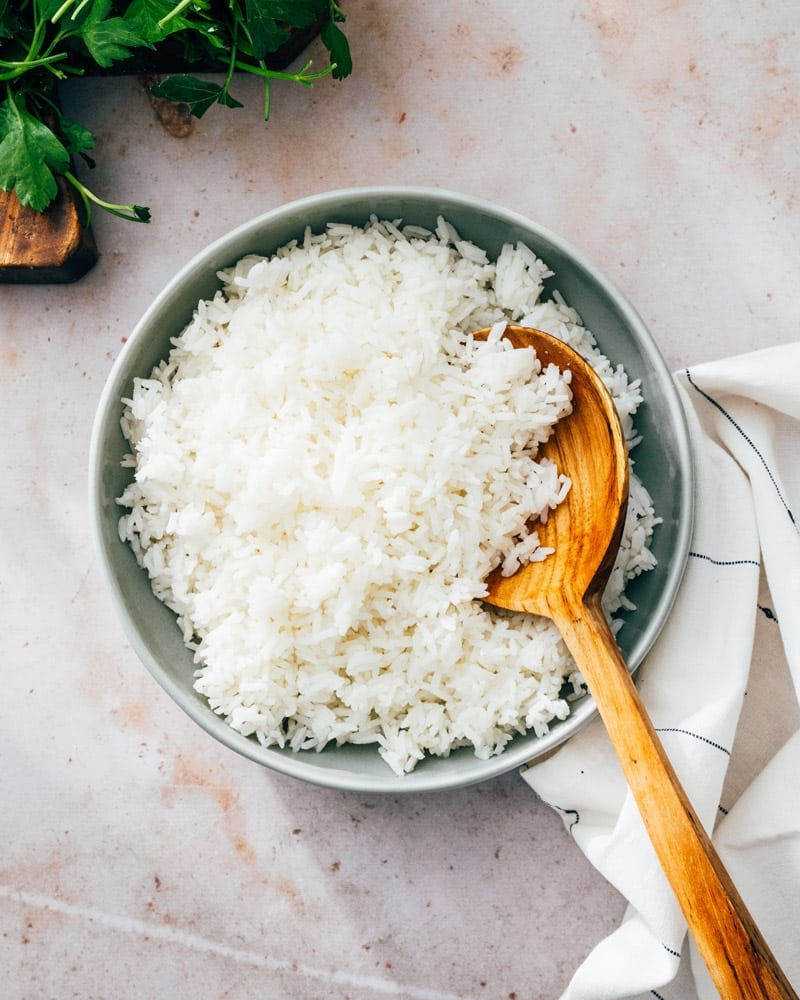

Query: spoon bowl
[[476, 325, 629, 618], [481, 325, 797, 1000]]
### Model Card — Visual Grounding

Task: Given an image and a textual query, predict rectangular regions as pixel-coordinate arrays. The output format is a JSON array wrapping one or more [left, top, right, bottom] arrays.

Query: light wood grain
[[480, 325, 798, 999]]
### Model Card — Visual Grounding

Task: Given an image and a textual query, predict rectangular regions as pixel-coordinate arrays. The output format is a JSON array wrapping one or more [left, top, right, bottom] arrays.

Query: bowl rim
[[89, 184, 695, 793]]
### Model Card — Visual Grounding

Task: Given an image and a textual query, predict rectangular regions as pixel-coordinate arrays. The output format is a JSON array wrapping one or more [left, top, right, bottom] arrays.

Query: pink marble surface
[[2, 3, 798, 998]]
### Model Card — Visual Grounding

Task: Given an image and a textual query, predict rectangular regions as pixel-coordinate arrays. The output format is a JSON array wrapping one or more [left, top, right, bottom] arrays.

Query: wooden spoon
[[477, 324, 797, 999]]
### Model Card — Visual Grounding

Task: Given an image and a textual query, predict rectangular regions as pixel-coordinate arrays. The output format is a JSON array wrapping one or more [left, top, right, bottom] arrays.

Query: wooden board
[[0, 179, 98, 285]]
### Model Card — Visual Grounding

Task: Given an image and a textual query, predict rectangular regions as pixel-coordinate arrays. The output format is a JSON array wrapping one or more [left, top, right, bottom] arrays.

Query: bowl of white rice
[[90, 186, 693, 793]]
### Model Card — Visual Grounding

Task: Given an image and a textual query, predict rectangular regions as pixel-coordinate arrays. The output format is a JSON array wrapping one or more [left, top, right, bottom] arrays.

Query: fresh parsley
[[0, 0, 352, 223]]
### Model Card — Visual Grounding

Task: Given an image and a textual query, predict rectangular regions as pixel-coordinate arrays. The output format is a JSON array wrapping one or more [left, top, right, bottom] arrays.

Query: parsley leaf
[[150, 75, 244, 117], [244, 1, 292, 57], [244, 0, 328, 59], [0, 94, 70, 211], [59, 114, 95, 157], [321, 16, 352, 80], [79, 2, 152, 69], [125, 0, 204, 44]]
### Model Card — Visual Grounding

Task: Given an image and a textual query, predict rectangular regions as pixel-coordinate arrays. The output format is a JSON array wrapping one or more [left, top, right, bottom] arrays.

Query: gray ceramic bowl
[[90, 186, 693, 793]]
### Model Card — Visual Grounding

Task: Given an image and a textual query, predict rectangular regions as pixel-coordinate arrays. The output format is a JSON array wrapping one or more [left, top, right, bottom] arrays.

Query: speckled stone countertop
[[2, 3, 798, 998]]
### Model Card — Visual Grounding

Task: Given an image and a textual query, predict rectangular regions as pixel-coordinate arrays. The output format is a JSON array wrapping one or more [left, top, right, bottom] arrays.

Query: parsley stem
[[64, 171, 151, 225], [157, 0, 194, 31], [0, 53, 68, 81], [221, 7, 239, 101], [69, 0, 91, 21], [50, 0, 77, 24], [232, 59, 335, 86]]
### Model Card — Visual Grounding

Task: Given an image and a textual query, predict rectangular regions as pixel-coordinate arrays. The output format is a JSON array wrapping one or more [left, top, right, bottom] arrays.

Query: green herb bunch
[[0, 0, 352, 223]]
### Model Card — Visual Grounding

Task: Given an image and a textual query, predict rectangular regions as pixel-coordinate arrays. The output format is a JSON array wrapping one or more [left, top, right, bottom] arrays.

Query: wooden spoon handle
[[552, 594, 798, 999]]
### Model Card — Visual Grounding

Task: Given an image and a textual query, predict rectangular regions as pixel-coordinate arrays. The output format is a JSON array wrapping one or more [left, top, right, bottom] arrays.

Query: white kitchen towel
[[521, 342, 800, 1000]]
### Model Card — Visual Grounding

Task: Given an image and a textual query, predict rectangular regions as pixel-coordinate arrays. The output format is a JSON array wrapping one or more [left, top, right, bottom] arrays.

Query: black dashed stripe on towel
[[685, 368, 798, 530], [689, 551, 759, 568], [554, 805, 580, 833], [655, 727, 731, 756], [652, 986, 680, 1000]]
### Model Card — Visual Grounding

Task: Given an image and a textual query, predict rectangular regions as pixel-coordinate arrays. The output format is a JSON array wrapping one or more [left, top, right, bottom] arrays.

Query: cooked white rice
[[117, 216, 659, 775]]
